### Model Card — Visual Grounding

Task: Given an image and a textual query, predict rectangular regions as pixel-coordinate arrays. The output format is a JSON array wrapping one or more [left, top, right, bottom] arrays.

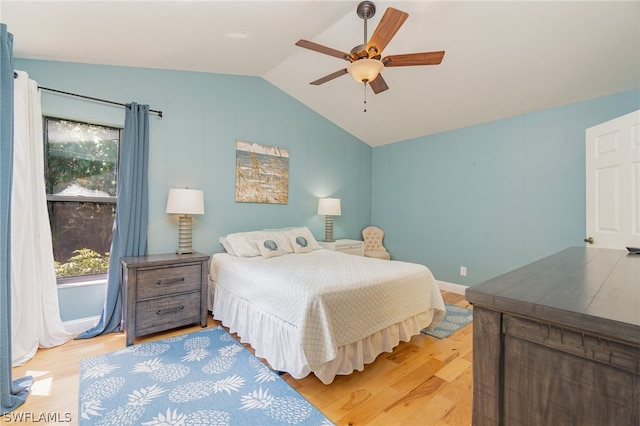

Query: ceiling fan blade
[[295, 39, 353, 62], [369, 74, 389, 94], [366, 7, 409, 56], [382, 51, 445, 67], [310, 68, 349, 85]]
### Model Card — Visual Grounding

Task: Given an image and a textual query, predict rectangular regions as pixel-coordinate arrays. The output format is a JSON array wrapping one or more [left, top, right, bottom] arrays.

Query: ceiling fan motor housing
[[350, 44, 371, 60]]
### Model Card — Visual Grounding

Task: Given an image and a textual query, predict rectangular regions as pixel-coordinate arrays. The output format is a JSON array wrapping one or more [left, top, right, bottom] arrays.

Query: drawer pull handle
[[156, 277, 185, 285], [156, 305, 184, 315]]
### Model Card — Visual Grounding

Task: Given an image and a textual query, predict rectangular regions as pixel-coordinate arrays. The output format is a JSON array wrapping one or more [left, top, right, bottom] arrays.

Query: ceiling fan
[[295, 1, 445, 95]]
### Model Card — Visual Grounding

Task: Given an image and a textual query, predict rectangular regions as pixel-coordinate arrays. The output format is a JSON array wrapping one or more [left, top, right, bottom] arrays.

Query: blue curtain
[[76, 103, 149, 338], [1, 23, 32, 415]]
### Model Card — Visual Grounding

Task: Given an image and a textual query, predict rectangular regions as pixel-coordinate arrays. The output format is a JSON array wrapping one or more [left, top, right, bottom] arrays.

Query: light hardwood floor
[[7, 291, 472, 426]]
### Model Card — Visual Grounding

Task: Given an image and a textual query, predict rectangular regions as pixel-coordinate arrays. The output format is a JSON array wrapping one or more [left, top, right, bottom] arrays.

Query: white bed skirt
[[212, 284, 437, 385]]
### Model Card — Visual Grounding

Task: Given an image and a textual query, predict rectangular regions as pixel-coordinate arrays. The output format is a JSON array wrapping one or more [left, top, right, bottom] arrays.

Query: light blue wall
[[14, 59, 372, 321], [12, 59, 640, 320], [372, 89, 640, 286]]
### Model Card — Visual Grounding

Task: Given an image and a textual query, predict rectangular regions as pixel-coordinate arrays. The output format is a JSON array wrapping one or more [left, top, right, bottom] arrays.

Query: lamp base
[[324, 216, 335, 242], [176, 248, 194, 254], [176, 215, 194, 254]]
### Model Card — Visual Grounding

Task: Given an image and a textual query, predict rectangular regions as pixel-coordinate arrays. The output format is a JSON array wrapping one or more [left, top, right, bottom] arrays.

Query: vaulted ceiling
[[2, 1, 639, 147]]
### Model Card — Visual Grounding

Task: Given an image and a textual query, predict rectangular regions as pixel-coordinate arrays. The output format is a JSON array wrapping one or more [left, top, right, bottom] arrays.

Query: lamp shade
[[317, 198, 341, 216], [347, 59, 384, 83], [166, 188, 205, 215]]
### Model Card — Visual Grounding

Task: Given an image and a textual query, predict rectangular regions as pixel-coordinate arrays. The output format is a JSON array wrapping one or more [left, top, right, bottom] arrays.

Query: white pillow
[[223, 230, 270, 257], [219, 237, 237, 256], [258, 239, 283, 258]]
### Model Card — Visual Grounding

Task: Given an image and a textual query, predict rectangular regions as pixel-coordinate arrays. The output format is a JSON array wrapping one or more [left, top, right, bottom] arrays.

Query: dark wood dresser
[[121, 252, 209, 346], [465, 247, 639, 426]]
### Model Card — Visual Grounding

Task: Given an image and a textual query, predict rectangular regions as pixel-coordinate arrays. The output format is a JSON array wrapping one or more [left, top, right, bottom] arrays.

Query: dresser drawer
[[136, 263, 202, 300], [135, 292, 201, 336]]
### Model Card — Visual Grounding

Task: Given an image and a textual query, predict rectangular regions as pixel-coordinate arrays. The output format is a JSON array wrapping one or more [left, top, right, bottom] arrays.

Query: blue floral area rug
[[421, 303, 473, 339], [78, 326, 334, 425]]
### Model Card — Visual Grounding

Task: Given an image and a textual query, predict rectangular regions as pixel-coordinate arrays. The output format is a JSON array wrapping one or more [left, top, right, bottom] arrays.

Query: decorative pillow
[[264, 226, 322, 253], [286, 227, 322, 251], [290, 235, 312, 253], [262, 227, 296, 253], [258, 239, 283, 258], [223, 230, 270, 257]]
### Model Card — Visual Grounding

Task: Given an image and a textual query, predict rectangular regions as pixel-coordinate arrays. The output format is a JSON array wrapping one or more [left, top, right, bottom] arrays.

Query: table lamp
[[317, 197, 341, 242], [166, 188, 205, 254]]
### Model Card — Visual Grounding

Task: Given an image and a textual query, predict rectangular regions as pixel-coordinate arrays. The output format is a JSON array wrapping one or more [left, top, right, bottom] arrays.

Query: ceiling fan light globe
[[347, 59, 384, 83]]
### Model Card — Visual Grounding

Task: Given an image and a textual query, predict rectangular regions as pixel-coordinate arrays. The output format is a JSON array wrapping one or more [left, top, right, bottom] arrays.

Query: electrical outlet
[[460, 266, 467, 277]]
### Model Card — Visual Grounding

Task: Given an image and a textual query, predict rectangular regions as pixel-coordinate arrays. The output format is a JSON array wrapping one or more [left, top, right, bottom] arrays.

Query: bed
[[208, 226, 446, 384]]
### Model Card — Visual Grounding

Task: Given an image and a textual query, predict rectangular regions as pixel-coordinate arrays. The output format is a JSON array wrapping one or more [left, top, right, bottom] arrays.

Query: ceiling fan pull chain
[[363, 82, 368, 112]]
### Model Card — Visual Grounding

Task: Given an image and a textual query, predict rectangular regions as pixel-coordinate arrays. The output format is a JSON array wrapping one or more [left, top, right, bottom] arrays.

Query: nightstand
[[319, 239, 364, 256], [121, 252, 209, 346]]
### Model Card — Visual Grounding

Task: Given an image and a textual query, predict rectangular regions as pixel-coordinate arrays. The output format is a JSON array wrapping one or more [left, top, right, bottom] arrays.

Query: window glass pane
[[44, 117, 120, 281], [46, 118, 118, 196], [48, 201, 114, 278]]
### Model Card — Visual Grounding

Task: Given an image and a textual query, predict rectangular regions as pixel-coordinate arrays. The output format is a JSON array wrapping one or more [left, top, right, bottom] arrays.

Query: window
[[44, 117, 121, 282]]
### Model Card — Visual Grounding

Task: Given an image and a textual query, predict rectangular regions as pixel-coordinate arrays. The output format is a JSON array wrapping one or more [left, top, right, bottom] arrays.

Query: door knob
[[584, 237, 594, 244]]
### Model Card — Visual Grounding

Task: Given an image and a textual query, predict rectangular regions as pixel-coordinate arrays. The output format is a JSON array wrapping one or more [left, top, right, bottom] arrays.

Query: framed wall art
[[235, 140, 289, 204]]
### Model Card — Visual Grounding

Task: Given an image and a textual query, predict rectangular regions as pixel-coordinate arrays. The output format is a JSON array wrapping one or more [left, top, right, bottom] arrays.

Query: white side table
[[319, 239, 364, 256]]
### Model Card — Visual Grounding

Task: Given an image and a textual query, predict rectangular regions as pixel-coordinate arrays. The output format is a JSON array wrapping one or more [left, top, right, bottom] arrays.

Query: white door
[[585, 110, 640, 249]]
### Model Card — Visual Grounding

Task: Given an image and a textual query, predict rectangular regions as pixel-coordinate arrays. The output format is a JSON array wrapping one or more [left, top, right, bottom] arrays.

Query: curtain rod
[[39, 86, 163, 118], [14, 71, 163, 117]]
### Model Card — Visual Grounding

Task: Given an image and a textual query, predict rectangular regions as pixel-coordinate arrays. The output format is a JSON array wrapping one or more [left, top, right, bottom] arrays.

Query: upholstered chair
[[362, 226, 391, 260]]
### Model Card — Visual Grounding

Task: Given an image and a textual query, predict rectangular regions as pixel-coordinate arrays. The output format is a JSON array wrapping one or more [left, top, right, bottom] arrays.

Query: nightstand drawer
[[136, 263, 202, 300], [320, 239, 364, 256], [339, 246, 364, 256], [135, 292, 201, 335]]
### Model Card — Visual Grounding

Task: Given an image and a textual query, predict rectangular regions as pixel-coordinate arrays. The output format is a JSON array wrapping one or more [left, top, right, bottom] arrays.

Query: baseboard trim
[[437, 280, 468, 296], [63, 316, 100, 335]]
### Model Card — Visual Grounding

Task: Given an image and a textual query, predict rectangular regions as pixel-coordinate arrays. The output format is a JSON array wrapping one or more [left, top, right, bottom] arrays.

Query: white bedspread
[[211, 249, 445, 372]]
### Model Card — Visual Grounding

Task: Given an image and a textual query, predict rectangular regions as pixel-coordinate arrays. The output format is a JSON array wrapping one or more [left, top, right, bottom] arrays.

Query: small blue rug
[[78, 326, 333, 425], [421, 303, 473, 339]]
